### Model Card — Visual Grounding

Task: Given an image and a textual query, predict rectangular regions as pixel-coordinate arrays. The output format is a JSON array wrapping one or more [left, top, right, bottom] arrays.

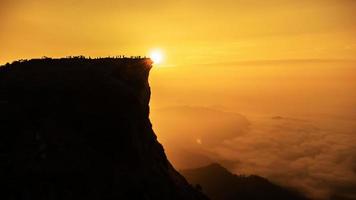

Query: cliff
[[0, 57, 208, 200]]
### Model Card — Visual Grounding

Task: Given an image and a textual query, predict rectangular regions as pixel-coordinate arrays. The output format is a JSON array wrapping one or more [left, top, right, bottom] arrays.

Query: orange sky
[[1, 0, 356, 64]]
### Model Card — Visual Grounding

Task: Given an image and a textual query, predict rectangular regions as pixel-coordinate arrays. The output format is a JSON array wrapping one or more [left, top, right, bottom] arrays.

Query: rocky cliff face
[[0, 57, 207, 200]]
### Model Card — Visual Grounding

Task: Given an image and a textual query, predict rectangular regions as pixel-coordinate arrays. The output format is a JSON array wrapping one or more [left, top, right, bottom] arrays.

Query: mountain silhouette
[[0, 57, 207, 200], [181, 163, 309, 200]]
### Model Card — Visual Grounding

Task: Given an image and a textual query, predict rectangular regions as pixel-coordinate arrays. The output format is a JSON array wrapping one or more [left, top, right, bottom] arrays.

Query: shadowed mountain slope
[[0, 57, 207, 200], [181, 163, 308, 200]]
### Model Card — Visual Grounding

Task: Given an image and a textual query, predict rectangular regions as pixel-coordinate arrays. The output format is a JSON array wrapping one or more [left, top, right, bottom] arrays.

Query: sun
[[149, 49, 164, 64]]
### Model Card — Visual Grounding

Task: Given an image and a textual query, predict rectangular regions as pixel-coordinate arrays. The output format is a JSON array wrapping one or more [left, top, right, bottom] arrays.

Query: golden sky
[[1, 0, 356, 64]]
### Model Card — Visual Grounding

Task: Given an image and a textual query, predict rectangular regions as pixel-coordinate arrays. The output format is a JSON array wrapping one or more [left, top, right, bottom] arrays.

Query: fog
[[149, 60, 356, 199]]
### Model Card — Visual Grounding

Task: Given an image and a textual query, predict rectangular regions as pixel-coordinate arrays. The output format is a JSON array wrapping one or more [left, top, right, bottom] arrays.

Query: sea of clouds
[[152, 106, 356, 199]]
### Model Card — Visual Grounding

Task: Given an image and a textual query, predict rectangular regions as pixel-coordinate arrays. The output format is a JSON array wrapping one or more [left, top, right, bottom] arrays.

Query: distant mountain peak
[[181, 163, 309, 200], [203, 163, 231, 173]]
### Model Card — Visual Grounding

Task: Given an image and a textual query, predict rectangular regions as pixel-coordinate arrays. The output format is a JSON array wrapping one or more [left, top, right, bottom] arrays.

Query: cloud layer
[[151, 106, 356, 199]]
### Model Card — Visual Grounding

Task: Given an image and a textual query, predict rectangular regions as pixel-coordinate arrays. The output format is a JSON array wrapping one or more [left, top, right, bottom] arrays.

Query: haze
[[1, 0, 356, 199]]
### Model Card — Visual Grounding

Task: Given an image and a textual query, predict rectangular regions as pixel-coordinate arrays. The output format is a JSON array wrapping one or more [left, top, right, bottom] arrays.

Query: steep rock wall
[[0, 58, 207, 200]]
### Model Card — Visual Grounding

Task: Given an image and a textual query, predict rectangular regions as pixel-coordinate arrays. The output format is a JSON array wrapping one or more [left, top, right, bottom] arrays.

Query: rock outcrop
[[0, 57, 208, 200]]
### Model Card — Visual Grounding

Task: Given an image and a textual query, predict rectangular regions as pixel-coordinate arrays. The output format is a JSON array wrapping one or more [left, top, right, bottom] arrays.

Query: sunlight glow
[[150, 50, 164, 64]]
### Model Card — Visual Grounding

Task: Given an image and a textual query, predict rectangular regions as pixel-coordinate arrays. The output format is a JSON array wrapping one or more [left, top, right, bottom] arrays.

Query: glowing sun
[[149, 50, 164, 64]]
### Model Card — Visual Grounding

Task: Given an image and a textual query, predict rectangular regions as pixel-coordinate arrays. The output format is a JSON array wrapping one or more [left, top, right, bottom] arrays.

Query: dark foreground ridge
[[0, 57, 208, 200], [181, 163, 309, 200]]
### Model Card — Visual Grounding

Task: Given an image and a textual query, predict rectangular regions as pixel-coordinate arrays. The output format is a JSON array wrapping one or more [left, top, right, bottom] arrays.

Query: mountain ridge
[[181, 163, 309, 200]]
